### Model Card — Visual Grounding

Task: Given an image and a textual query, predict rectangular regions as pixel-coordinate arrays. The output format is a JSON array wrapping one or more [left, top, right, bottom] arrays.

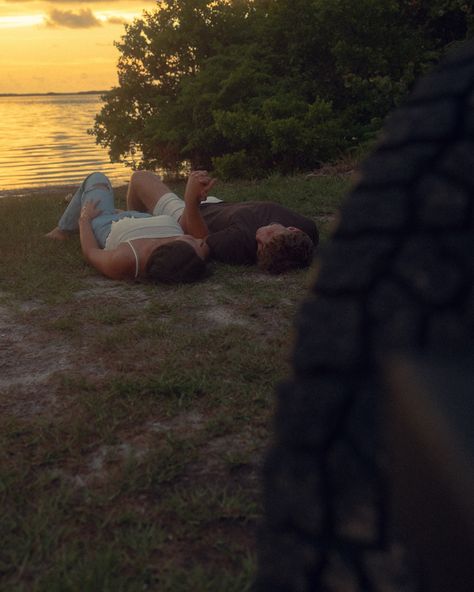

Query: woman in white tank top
[[46, 170, 215, 284]]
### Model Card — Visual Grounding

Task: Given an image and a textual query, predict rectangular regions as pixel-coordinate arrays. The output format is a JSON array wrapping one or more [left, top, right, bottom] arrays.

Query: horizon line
[[0, 90, 110, 97]]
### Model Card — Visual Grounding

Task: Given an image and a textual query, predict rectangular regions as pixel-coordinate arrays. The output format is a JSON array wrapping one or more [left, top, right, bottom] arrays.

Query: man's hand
[[80, 200, 102, 223], [184, 170, 216, 206]]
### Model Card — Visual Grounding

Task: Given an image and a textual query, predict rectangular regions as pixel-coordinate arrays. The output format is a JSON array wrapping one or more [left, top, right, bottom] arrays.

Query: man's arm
[[179, 171, 216, 238]]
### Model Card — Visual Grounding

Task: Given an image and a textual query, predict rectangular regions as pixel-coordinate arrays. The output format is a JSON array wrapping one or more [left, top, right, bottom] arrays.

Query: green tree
[[91, 0, 473, 178], [92, 0, 254, 171]]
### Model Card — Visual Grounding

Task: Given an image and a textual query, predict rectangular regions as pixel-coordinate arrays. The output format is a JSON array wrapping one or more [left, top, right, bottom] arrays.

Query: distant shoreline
[[0, 90, 110, 98]]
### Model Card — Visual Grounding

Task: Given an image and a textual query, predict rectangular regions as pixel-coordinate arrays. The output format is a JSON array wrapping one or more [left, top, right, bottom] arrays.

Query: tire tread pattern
[[256, 40, 474, 592]]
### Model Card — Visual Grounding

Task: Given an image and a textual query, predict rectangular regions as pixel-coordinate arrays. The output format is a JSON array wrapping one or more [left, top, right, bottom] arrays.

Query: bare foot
[[45, 227, 71, 240]]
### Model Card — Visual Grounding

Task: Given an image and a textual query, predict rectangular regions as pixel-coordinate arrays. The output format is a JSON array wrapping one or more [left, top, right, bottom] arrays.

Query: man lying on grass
[[128, 171, 319, 273], [46, 170, 214, 284]]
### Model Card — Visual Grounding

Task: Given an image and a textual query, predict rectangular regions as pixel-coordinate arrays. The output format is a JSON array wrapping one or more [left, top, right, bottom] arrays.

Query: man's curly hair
[[257, 231, 314, 274], [145, 241, 207, 284]]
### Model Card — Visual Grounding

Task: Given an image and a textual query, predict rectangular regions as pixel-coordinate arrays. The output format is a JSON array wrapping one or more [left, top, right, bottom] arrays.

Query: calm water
[[0, 93, 134, 194]]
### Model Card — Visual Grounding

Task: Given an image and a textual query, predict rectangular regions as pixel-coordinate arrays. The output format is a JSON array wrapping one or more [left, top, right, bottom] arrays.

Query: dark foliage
[[91, 0, 473, 178]]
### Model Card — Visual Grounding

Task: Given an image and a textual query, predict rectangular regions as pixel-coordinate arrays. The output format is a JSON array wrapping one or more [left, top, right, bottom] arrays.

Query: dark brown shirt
[[201, 201, 319, 264]]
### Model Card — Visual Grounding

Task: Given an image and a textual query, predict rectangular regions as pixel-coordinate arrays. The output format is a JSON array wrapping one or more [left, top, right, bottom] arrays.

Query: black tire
[[256, 40, 474, 592]]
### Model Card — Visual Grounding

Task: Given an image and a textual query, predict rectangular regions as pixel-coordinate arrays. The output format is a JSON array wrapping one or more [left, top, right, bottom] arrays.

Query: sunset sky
[[0, 0, 157, 94]]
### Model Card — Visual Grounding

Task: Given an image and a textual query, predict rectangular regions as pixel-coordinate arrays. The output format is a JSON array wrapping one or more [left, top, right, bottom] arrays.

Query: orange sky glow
[[0, 1, 158, 94]]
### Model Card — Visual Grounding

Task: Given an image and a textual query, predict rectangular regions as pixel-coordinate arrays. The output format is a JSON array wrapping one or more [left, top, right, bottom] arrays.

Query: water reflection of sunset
[[0, 1, 157, 94], [0, 94, 134, 190]]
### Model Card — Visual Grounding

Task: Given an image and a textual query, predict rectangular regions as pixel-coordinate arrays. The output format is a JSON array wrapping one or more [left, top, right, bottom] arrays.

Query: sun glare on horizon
[[0, 14, 44, 28]]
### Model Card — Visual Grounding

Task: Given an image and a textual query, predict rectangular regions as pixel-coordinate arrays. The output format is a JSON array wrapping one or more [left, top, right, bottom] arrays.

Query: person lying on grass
[[127, 170, 319, 274], [46, 170, 214, 284]]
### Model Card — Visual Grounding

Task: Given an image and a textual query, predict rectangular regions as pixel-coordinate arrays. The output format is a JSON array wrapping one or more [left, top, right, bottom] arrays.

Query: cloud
[[106, 16, 127, 25], [45, 8, 101, 28]]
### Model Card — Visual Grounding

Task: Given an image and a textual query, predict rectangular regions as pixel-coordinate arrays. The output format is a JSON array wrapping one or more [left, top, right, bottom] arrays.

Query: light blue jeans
[[58, 172, 151, 248]]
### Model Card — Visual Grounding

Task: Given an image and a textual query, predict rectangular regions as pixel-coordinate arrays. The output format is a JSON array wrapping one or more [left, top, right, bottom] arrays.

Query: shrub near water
[[92, 0, 473, 178]]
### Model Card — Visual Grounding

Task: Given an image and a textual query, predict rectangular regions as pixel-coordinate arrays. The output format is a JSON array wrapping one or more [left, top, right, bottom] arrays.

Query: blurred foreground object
[[386, 352, 474, 592], [257, 39, 474, 591]]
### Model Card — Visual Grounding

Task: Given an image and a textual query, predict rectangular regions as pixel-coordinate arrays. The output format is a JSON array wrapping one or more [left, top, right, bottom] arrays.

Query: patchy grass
[[0, 173, 350, 590]]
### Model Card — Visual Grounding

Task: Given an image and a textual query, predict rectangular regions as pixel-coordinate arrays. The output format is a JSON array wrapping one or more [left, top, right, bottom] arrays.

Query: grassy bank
[[0, 173, 351, 591]]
